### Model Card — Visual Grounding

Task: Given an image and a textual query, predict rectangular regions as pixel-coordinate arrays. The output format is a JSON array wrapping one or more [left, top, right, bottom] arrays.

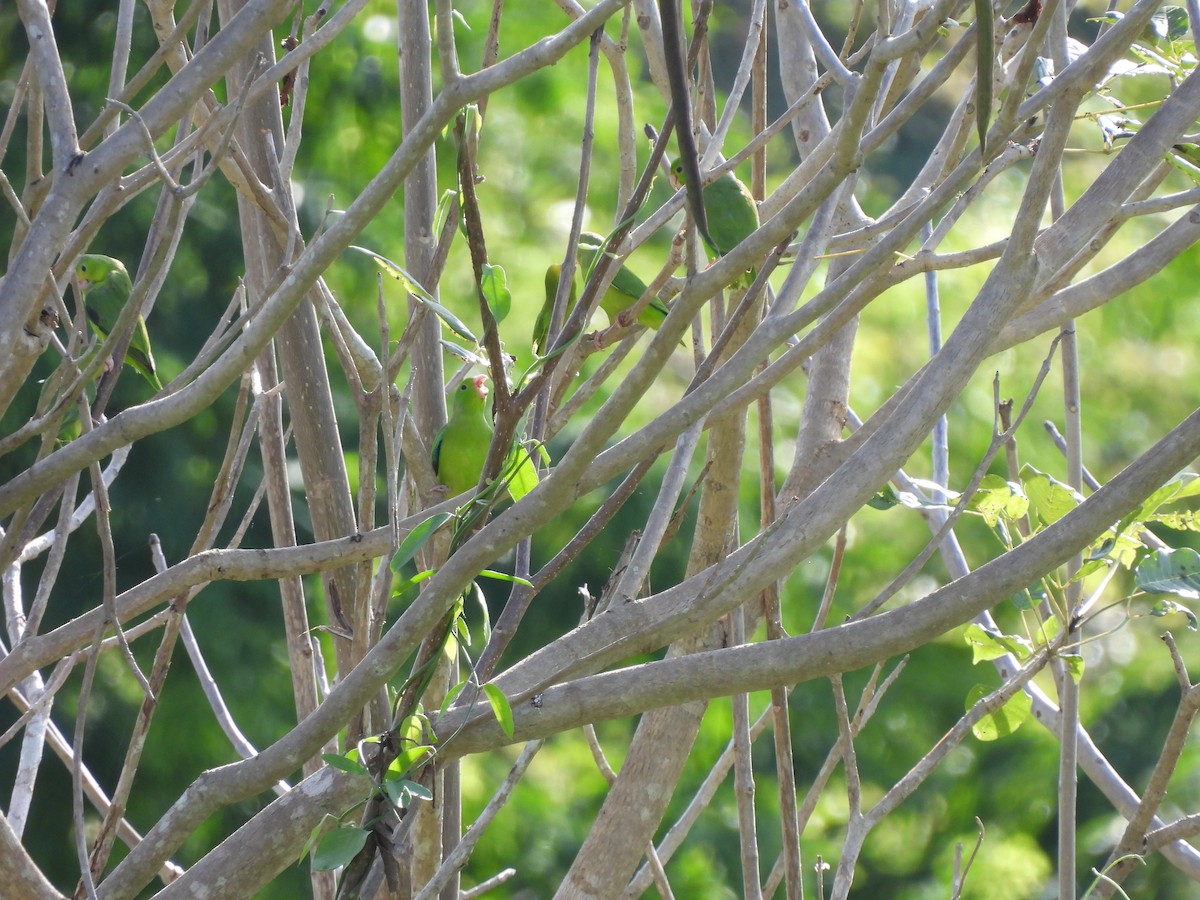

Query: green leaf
[[967, 683, 1031, 741], [454, 611, 472, 648], [396, 712, 427, 748], [1135, 479, 1191, 522], [1011, 582, 1045, 610], [1034, 614, 1062, 648], [1060, 652, 1085, 684], [403, 779, 433, 801], [966, 475, 1028, 527], [503, 441, 542, 502], [392, 514, 451, 572], [391, 567, 434, 599], [440, 679, 471, 718], [439, 339, 486, 363], [387, 744, 434, 778], [479, 569, 534, 587], [311, 825, 370, 871], [299, 814, 339, 866], [434, 188, 458, 239], [1071, 557, 1110, 583], [864, 479, 959, 512], [1170, 473, 1200, 499], [321, 753, 369, 776], [867, 485, 900, 510], [482, 683, 515, 738], [1150, 509, 1200, 532], [1138, 474, 1200, 532], [963, 623, 1033, 664], [383, 777, 433, 809], [351, 245, 479, 341], [472, 576, 493, 647], [1136, 547, 1200, 599], [351, 245, 435, 301], [481, 263, 512, 323], [1145, 6, 1190, 44], [1020, 464, 1079, 527], [423, 299, 478, 342], [974, 0, 994, 153], [1167, 146, 1200, 184], [1150, 598, 1200, 629]]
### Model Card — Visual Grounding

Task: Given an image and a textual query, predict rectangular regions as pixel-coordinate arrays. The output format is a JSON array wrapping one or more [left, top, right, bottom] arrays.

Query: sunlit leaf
[[1071, 557, 1111, 582], [1060, 652, 1085, 684], [967, 683, 1031, 741], [966, 475, 1028, 527], [387, 744, 434, 778], [391, 567, 435, 598], [481, 263, 512, 323], [434, 188, 458, 240], [479, 569, 534, 587], [396, 713, 427, 748], [1034, 615, 1062, 648], [504, 441, 542, 502], [321, 753, 369, 776], [1150, 509, 1200, 532], [963, 623, 1033, 664], [1170, 473, 1200, 499], [1020, 465, 1079, 527], [440, 680, 470, 718], [483, 683, 515, 738]]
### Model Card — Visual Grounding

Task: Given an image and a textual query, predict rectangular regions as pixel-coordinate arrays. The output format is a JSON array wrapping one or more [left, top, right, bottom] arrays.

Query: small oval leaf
[[1136, 547, 1200, 599], [481, 263, 512, 323], [483, 683, 514, 738]]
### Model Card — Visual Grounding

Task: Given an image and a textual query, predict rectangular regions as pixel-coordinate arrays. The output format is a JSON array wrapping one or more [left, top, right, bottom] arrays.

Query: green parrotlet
[[669, 160, 760, 286], [577, 232, 672, 331], [75, 254, 162, 390], [532, 263, 577, 356], [431, 375, 493, 496]]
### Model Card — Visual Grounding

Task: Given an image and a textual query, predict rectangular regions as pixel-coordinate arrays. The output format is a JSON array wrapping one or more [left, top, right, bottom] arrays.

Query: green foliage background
[[3, 0, 1200, 896]]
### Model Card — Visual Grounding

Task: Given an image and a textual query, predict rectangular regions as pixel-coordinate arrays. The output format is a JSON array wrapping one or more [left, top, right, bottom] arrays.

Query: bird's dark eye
[[459, 383, 469, 392]]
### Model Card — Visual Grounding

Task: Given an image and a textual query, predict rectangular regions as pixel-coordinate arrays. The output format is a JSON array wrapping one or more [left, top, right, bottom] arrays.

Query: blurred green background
[[3, 0, 1200, 896]]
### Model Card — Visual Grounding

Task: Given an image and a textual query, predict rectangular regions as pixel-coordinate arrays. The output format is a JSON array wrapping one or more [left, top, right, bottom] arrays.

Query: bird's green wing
[[670, 162, 761, 287], [578, 233, 670, 331], [703, 174, 760, 259], [533, 263, 577, 355], [77, 254, 162, 390], [432, 376, 493, 497]]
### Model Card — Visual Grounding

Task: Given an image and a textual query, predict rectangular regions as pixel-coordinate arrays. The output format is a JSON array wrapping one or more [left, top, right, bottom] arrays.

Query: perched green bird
[[431, 375, 493, 496], [577, 232, 672, 331], [670, 160, 760, 286], [533, 263, 577, 356], [75, 255, 162, 390]]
